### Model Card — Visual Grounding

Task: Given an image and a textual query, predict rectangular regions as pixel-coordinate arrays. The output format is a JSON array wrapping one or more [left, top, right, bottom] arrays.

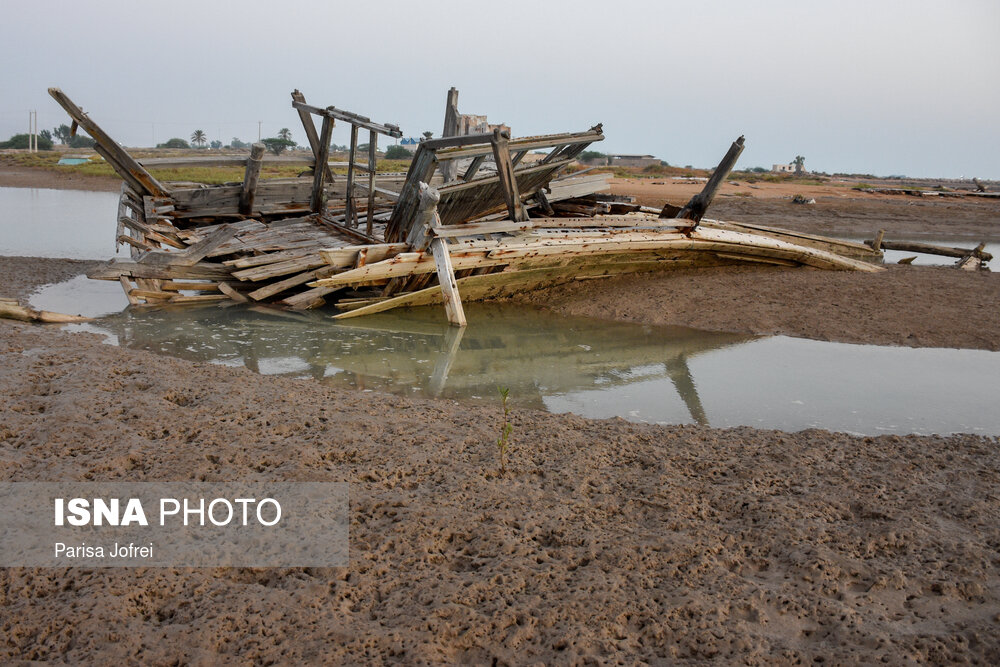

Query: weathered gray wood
[[441, 87, 460, 182], [534, 188, 555, 216], [48, 88, 169, 198], [291, 89, 334, 182], [668, 135, 745, 225], [239, 143, 266, 215], [168, 225, 239, 267], [291, 100, 402, 138], [431, 235, 466, 327], [346, 124, 360, 226], [88, 259, 232, 281], [490, 129, 528, 222], [872, 229, 885, 251], [311, 117, 335, 214], [462, 155, 486, 182], [367, 129, 377, 236], [405, 183, 442, 251]]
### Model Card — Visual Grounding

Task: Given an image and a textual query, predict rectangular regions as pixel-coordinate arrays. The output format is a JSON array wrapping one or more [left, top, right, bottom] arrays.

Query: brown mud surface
[[513, 264, 1000, 351], [0, 257, 100, 300], [0, 166, 119, 193], [2, 174, 1000, 662], [612, 178, 1000, 241], [2, 320, 999, 664]]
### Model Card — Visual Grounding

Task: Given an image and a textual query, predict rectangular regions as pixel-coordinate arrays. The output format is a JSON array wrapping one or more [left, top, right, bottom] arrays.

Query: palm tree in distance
[[191, 129, 207, 147], [278, 128, 292, 141], [792, 155, 805, 175]]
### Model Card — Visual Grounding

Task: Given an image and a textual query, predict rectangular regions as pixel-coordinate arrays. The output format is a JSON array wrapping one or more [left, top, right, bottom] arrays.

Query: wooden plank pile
[[48, 86, 884, 326]]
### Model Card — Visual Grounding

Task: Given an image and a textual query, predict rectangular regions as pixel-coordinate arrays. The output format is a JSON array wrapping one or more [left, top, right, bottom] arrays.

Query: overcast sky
[[2, 0, 997, 178]]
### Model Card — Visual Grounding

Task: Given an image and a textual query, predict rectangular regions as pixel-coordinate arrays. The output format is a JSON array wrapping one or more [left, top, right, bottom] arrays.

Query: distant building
[[457, 113, 510, 136], [608, 154, 659, 168], [398, 137, 421, 153], [772, 163, 796, 173]]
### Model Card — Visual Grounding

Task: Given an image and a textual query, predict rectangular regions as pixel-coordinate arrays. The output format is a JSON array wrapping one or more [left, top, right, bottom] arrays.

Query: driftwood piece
[[864, 238, 992, 261], [239, 143, 265, 215], [666, 135, 745, 226], [0, 299, 91, 323]]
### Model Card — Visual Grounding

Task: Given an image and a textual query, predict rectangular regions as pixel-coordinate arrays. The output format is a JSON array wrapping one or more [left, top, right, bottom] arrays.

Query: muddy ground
[[512, 264, 1000, 351], [613, 178, 1000, 242], [1, 167, 1000, 663]]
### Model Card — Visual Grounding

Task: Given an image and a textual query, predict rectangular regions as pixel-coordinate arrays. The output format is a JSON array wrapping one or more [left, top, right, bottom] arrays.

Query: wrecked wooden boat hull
[[48, 87, 883, 325]]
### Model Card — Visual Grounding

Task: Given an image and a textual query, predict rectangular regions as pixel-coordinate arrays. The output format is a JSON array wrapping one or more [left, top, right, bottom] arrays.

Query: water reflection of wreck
[[91, 304, 755, 425], [49, 87, 881, 327]]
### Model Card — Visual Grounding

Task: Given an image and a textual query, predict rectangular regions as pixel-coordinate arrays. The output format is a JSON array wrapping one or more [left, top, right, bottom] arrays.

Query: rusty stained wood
[[48, 88, 169, 198]]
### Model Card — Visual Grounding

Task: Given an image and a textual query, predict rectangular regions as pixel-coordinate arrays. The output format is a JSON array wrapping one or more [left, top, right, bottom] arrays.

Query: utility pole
[[28, 110, 37, 152], [258, 121, 262, 142]]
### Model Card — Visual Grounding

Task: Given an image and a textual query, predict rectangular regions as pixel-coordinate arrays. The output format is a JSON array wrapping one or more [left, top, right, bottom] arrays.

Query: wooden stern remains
[[49, 87, 883, 327]]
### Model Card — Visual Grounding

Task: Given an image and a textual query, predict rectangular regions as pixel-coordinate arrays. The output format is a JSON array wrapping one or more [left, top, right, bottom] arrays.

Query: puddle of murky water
[[0, 186, 120, 259], [31, 276, 1000, 437]]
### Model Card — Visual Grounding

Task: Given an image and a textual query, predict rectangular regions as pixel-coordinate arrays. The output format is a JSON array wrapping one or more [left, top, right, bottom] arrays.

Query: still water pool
[[30, 284, 1000, 437]]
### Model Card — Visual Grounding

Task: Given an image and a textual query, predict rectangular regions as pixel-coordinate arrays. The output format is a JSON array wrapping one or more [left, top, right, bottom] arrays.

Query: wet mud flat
[[2, 318, 999, 663]]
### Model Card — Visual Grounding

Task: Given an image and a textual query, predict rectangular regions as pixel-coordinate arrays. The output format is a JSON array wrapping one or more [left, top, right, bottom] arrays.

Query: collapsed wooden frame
[[48, 86, 884, 326]]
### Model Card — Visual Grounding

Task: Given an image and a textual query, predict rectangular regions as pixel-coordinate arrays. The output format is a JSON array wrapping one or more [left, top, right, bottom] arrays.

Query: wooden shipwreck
[[50, 87, 882, 326]]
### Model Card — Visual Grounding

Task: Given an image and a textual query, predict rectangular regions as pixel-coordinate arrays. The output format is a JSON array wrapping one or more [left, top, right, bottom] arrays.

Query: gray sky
[[2, 0, 998, 178]]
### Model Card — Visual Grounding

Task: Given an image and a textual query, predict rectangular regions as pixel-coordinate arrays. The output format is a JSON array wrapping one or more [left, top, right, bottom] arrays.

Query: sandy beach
[[2, 166, 1000, 663]]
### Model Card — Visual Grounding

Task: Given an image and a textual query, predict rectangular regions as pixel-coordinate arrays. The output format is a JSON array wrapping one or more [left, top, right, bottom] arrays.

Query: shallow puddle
[[0, 187, 120, 259], [30, 279, 1000, 437]]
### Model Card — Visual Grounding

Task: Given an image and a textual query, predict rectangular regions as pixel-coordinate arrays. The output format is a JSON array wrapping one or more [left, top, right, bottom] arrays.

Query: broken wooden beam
[[311, 117, 335, 214], [491, 129, 529, 223], [291, 89, 335, 182], [863, 238, 992, 261], [666, 135, 745, 225], [48, 88, 169, 198], [0, 298, 91, 323]]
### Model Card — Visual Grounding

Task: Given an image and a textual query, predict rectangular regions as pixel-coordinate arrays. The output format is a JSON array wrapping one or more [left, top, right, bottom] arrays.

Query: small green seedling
[[496, 386, 513, 475]]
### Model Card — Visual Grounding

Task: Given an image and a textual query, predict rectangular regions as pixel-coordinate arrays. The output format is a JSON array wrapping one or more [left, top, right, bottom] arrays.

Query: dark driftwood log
[[665, 135, 745, 225]]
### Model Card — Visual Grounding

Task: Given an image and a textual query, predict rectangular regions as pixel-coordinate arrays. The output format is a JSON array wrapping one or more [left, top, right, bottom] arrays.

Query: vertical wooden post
[[872, 229, 885, 251], [239, 143, 265, 216], [441, 87, 460, 182], [431, 235, 466, 327], [310, 117, 334, 214], [291, 90, 334, 182], [668, 135, 745, 226], [346, 124, 360, 226], [491, 129, 528, 222], [367, 129, 377, 236]]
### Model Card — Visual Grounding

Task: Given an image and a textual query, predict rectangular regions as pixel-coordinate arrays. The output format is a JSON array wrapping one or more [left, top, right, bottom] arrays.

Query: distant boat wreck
[[49, 87, 881, 326]]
